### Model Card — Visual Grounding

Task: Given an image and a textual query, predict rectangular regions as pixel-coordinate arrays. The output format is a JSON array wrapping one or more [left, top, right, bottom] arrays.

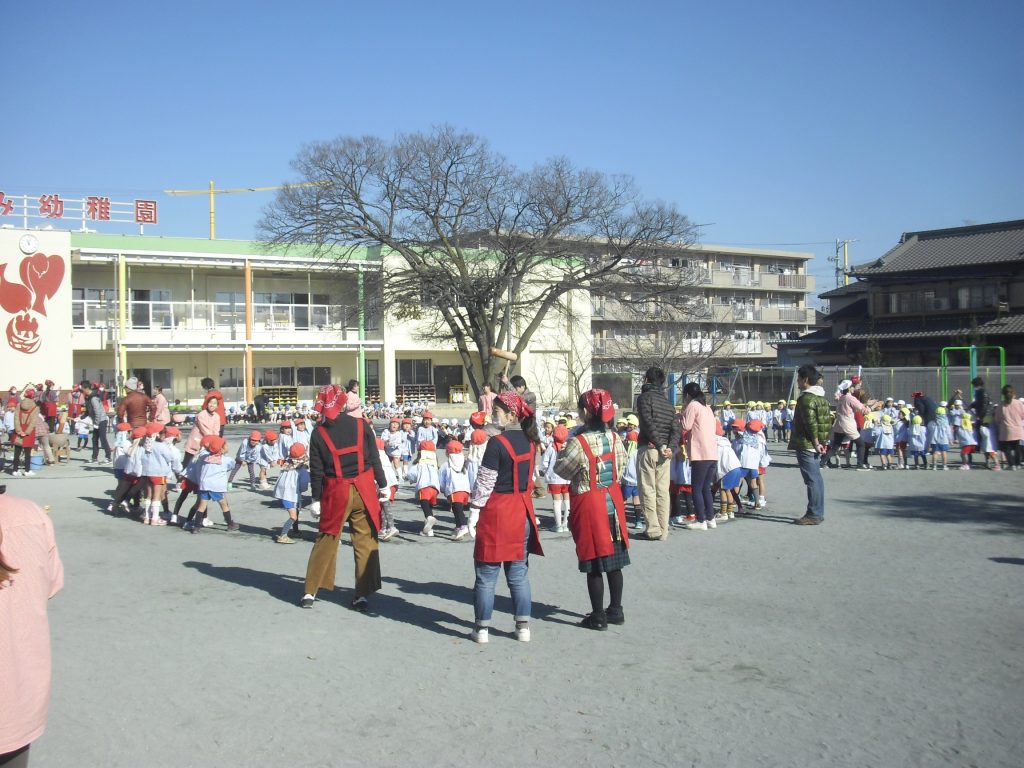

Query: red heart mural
[[0, 262, 32, 314], [19, 253, 65, 316]]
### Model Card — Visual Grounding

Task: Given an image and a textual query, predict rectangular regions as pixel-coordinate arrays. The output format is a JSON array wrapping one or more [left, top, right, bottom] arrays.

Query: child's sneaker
[[203, 517, 214, 527], [727, 509, 735, 519], [275, 534, 295, 544], [756, 497, 767, 509], [670, 515, 684, 526], [419, 515, 437, 537], [226, 522, 240, 532], [707, 518, 717, 529], [169, 514, 178, 524], [151, 516, 167, 526], [685, 520, 708, 531], [453, 525, 470, 541]]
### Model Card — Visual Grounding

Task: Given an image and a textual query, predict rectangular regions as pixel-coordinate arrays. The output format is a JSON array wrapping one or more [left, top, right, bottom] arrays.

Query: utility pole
[[830, 239, 858, 287]]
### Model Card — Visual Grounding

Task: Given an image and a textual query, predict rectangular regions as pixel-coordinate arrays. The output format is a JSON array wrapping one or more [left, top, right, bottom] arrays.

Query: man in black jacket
[[634, 367, 681, 540], [301, 404, 388, 612]]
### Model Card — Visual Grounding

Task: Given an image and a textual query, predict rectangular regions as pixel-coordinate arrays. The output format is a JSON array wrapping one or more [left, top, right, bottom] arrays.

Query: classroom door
[[433, 365, 464, 404]]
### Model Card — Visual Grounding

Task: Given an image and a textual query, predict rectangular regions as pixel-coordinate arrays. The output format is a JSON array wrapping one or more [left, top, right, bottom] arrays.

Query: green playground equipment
[[939, 345, 1006, 402]]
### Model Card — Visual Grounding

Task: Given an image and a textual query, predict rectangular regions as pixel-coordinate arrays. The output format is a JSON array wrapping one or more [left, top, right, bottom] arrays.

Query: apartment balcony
[[758, 272, 815, 292], [71, 300, 382, 350]]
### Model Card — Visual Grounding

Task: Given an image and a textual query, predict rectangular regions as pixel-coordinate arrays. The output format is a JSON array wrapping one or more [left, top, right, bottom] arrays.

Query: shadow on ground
[[838, 492, 1024, 534]]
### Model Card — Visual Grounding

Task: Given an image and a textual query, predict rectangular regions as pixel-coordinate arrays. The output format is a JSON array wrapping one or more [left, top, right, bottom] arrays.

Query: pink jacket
[[0, 496, 64, 754], [153, 393, 171, 425], [833, 392, 868, 437], [678, 400, 718, 461], [185, 409, 220, 455], [994, 398, 1024, 442]]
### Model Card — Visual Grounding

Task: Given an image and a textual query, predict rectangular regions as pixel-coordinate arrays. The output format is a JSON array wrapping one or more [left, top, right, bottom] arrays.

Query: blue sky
[[3, 0, 1021, 301]]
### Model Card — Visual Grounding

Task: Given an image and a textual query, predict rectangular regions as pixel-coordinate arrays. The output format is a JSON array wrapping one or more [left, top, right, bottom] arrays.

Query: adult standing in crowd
[[9, 389, 40, 477], [200, 377, 227, 437], [477, 382, 497, 418], [500, 373, 537, 414], [993, 385, 1024, 470], [115, 377, 154, 429], [912, 390, 939, 453], [0, 490, 64, 767], [790, 365, 831, 525], [634, 367, 680, 540], [252, 391, 270, 423], [821, 379, 870, 470], [152, 385, 170, 426], [67, 384, 86, 421], [469, 391, 543, 643], [677, 382, 718, 532], [554, 389, 629, 631], [969, 376, 992, 443], [81, 382, 111, 464], [39, 382, 59, 433], [301, 385, 388, 612]]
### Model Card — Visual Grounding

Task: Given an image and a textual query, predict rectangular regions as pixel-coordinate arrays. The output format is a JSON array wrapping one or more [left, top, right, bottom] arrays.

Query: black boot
[[580, 610, 608, 631]]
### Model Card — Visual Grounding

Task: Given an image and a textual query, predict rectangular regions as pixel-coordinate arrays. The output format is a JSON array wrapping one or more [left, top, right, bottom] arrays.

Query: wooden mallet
[[489, 346, 518, 378]]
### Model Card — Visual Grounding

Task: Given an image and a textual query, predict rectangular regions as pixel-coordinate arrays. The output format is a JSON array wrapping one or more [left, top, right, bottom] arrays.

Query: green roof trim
[[69, 232, 376, 262]]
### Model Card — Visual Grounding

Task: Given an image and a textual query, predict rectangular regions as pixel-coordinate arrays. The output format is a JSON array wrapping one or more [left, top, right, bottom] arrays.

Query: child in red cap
[[228, 430, 263, 490], [439, 440, 472, 540], [274, 443, 310, 544], [406, 440, 441, 536]]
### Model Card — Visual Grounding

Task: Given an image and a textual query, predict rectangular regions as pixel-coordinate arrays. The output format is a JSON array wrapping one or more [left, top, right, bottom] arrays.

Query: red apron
[[13, 405, 37, 448], [317, 424, 382, 536], [474, 434, 544, 563], [69, 392, 85, 418], [568, 433, 630, 561]]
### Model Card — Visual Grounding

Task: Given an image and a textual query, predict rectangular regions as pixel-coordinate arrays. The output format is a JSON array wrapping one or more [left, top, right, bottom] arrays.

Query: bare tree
[[259, 126, 696, 396]]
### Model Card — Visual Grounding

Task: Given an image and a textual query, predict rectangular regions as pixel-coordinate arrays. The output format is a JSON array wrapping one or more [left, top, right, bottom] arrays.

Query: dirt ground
[[7, 435, 1023, 767]]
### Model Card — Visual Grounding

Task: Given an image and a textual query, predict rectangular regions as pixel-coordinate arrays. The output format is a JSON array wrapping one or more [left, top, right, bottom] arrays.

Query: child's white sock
[[551, 499, 562, 528]]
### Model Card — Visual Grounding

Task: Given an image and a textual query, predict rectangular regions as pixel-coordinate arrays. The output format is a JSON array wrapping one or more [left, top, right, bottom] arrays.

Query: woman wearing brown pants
[[301, 385, 388, 612]]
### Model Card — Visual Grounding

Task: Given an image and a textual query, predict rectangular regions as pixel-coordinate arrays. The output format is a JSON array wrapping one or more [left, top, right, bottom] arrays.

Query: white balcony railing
[[72, 300, 381, 337]]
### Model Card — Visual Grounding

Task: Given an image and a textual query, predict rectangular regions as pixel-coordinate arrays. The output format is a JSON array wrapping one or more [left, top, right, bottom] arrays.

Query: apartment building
[[591, 243, 816, 375]]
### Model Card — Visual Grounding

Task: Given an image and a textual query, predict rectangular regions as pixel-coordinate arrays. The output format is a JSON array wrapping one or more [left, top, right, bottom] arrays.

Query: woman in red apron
[[554, 389, 629, 631], [10, 389, 40, 477], [469, 391, 543, 644], [302, 386, 388, 612]]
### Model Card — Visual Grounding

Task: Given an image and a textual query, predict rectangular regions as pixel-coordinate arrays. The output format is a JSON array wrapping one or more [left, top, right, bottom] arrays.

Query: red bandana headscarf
[[496, 391, 533, 419], [314, 384, 345, 421], [582, 388, 615, 423]]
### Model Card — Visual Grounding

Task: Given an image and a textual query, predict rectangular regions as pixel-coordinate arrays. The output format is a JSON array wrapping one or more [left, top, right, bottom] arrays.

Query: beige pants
[[637, 444, 671, 538], [303, 485, 381, 598]]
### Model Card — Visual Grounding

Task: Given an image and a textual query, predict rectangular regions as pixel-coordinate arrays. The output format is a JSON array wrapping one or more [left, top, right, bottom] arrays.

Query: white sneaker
[[727, 510, 735, 519], [169, 514, 178, 524], [24, 471, 36, 477], [707, 518, 717, 529], [202, 518, 214, 527], [420, 515, 437, 537], [685, 521, 708, 531], [515, 626, 531, 642], [453, 525, 469, 541], [11, 470, 23, 477], [756, 497, 767, 509], [471, 628, 489, 644]]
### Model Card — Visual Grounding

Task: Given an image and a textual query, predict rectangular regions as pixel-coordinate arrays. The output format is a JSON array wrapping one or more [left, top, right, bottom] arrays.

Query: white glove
[[309, 500, 321, 520], [378, 488, 391, 504]]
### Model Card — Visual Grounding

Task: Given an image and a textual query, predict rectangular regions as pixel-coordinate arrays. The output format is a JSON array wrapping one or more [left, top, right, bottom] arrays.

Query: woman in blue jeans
[[468, 392, 544, 644]]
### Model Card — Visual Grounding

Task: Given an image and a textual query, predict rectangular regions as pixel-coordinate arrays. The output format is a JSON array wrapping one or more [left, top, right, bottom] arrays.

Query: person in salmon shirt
[[0, 489, 64, 767]]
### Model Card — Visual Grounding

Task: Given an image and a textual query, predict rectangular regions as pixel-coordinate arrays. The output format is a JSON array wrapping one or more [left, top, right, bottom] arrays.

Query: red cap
[[732, 419, 746, 431], [265, 430, 278, 442], [747, 420, 764, 432], [470, 429, 488, 445], [422, 410, 433, 419], [402, 418, 412, 425], [146, 422, 164, 436], [470, 411, 487, 427], [419, 440, 436, 452], [200, 434, 218, 449], [116, 422, 132, 432], [553, 425, 569, 445], [25, 388, 36, 398], [207, 436, 226, 453], [45, 379, 54, 386], [281, 420, 292, 428], [389, 417, 400, 424], [289, 443, 306, 459], [165, 426, 181, 438], [131, 427, 147, 439], [249, 430, 262, 441], [446, 440, 464, 454]]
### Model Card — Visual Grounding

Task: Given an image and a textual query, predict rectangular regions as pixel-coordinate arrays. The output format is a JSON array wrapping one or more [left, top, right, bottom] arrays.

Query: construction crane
[[163, 180, 323, 239]]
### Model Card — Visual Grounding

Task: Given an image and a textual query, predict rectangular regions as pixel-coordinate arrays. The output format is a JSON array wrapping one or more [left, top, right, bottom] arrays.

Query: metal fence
[[712, 366, 1023, 405]]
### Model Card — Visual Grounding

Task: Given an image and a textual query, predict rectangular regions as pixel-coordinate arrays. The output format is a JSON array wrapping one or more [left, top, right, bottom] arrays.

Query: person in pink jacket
[[821, 380, 870, 469], [183, 397, 221, 469], [677, 382, 719, 531], [0, 491, 64, 766], [993, 385, 1024, 470]]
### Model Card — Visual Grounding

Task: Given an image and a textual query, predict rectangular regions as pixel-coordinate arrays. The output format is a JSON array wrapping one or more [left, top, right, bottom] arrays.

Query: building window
[[956, 285, 996, 310], [365, 360, 380, 386], [219, 368, 245, 388], [255, 367, 295, 387], [129, 368, 173, 395], [296, 366, 331, 386], [397, 359, 432, 385]]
